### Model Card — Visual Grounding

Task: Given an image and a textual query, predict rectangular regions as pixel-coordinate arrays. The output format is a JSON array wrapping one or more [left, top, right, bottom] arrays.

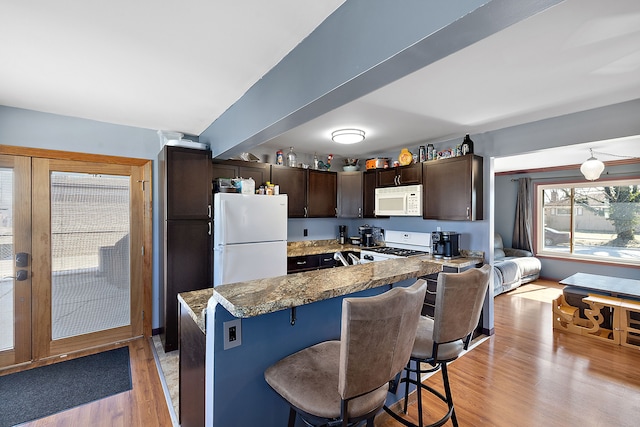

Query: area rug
[[0, 346, 132, 427]]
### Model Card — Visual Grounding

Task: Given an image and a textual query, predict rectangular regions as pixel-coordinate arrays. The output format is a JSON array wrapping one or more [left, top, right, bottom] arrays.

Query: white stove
[[360, 230, 431, 263]]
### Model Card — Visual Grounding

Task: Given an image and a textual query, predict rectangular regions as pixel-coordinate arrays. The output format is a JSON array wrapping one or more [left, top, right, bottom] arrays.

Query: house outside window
[[536, 179, 640, 265]]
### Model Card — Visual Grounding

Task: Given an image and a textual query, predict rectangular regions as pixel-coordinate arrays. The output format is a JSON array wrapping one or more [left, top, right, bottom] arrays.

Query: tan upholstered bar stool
[[385, 265, 491, 427], [264, 279, 427, 427]]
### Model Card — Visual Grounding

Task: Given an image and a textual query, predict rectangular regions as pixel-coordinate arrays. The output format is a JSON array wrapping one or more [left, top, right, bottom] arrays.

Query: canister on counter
[[419, 145, 426, 162]]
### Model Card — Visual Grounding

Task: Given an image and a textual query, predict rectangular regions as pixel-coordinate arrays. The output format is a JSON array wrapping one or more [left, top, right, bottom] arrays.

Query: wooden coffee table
[[559, 272, 640, 298], [554, 273, 640, 348]]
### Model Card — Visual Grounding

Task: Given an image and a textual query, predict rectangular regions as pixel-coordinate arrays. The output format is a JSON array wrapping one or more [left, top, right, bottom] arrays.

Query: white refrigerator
[[213, 193, 288, 287]]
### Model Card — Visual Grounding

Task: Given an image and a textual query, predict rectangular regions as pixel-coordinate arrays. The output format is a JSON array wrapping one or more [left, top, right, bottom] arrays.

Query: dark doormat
[[0, 346, 132, 427]]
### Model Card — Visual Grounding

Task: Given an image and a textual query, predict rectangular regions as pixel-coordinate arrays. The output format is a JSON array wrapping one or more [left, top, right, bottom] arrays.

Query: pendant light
[[580, 149, 605, 181]]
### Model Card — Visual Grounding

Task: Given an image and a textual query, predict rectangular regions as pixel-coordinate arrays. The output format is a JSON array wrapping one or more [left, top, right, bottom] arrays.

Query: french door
[[0, 152, 149, 369]]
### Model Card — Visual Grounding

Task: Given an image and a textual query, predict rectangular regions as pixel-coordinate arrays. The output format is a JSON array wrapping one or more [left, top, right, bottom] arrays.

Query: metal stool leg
[[441, 363, 457, 427]]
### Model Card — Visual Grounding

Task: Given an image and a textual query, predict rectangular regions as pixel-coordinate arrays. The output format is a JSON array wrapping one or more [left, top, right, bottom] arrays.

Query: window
[[536, 179, 640, 265]]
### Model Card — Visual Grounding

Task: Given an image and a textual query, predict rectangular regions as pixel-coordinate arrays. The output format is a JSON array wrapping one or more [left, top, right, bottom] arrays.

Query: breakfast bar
[[179, 256, 445, 427]]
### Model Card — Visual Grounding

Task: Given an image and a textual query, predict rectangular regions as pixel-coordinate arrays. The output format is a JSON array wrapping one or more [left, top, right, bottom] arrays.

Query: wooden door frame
[[0, 146, 153, 350]]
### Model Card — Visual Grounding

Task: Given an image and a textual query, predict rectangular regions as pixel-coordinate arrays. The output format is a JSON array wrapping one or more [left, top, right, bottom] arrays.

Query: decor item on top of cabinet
[[419, 145, 426, 162], [398, 148, 413, 166], [343, 158, 359, 172], [286, 147, 297, 167], [427, 143, 435, 160], [461, 134, 474, 155], [276, 150, 284, 165], [366, 158, 389, 170]]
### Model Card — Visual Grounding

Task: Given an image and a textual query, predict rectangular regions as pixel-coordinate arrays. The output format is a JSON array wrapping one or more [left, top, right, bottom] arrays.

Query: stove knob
[[363, 254, 374, 261]]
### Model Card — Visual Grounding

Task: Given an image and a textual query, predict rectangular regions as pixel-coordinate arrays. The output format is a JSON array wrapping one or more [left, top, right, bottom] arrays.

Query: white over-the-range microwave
[[374, 184, 423, 216]]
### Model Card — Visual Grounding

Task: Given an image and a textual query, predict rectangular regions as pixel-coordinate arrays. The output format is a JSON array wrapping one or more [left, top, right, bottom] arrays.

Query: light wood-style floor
[[14, 279, 640, 427], [378, 280, 640, 427]]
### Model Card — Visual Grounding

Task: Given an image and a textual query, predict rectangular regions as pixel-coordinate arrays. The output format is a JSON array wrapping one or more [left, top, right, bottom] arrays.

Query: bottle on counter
[[313, 152, 319, 170], [419, 145, 426, 162], [276, 150, 284, 165]]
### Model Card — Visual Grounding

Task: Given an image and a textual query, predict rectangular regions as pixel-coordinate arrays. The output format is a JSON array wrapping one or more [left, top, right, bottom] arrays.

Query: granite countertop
[[287, 239, 361, 257], [179, 242, 485, 333], [179, 256, 443, 333], [287, 239, 484, 269]]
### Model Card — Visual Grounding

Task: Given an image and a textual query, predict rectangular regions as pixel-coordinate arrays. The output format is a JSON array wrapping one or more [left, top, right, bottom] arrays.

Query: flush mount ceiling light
[[580, 148, 605, 181], [331, 129, 365, 144]]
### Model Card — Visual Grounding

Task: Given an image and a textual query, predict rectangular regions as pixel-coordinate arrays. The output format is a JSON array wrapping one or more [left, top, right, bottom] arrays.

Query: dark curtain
[[512, 177, 533, 252]]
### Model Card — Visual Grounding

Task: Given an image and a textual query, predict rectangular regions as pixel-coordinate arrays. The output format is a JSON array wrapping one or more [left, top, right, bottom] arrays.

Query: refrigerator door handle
[[219, 200, 227, 245]]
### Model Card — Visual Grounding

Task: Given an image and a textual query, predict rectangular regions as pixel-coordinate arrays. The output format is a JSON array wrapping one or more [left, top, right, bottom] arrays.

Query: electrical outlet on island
[[223, 319, 242, 350]]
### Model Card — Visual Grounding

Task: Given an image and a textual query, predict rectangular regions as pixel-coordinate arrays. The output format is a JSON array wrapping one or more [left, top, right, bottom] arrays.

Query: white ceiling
[[1, 0, 640, 172], [0, 0, 345, 134]]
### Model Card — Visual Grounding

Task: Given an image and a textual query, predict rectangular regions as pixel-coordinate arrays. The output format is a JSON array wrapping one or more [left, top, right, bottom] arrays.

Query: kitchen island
[[178, 256, 447, 427]]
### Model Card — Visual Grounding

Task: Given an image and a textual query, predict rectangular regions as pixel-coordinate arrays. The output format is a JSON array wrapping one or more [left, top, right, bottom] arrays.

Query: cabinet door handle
[[208, 221, 212, 235], [208, 204, 212, 218], [358, 207, 362, 218], [304, 207, 308, 218], [296, 260, 307, 265], [335, 207, 338, 217], [466, 207, 470, 219]]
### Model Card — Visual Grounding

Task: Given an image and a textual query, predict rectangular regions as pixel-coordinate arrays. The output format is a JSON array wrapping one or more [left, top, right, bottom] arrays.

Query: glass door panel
[[50, 172, 131, 340], [0, 167, 14, 351], [0, 155, 32, 368]]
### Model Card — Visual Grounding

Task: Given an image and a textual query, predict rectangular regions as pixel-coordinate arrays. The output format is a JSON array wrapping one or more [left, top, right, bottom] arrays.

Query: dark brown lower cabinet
[[179, 303, 206, 427], [421, 263, 484, 338], [163, 220, 211, 352]]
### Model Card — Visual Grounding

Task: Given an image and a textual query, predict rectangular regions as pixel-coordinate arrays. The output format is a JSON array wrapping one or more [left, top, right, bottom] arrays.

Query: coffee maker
[[431, 231, 460, 259]]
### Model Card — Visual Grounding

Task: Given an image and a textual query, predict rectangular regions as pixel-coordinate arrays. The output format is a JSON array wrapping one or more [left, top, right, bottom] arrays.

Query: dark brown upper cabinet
[[212, 159, 270, 188], [377, 163, 422, 187], [307, 169, 337, 218], [422, 154, 483, 221], [270, 166, 337, 218], [362, 170, 389, 218], [270, 165, 307, 217], [337, 171, 363, 218], [165, 146, 212, 220]]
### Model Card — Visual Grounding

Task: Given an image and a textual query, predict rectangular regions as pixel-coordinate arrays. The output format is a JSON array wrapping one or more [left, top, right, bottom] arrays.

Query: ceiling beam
[[200, 0, 564, 158]]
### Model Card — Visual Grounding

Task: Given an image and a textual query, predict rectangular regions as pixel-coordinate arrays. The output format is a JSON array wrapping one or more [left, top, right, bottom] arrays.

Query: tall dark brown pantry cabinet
[[159, 145, 212, 352]]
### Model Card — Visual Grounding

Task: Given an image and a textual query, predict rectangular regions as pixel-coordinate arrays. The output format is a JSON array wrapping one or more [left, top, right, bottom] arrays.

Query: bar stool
[[264, 279, 427, 427], [385, 265, 491, 427]]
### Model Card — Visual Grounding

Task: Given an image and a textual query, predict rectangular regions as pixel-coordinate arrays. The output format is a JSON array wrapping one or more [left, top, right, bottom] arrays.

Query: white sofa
[[493, 233, 541, 296]]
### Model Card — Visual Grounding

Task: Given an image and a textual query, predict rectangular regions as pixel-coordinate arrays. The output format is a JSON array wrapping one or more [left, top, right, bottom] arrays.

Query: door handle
[[3, 270, 28, 281]]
